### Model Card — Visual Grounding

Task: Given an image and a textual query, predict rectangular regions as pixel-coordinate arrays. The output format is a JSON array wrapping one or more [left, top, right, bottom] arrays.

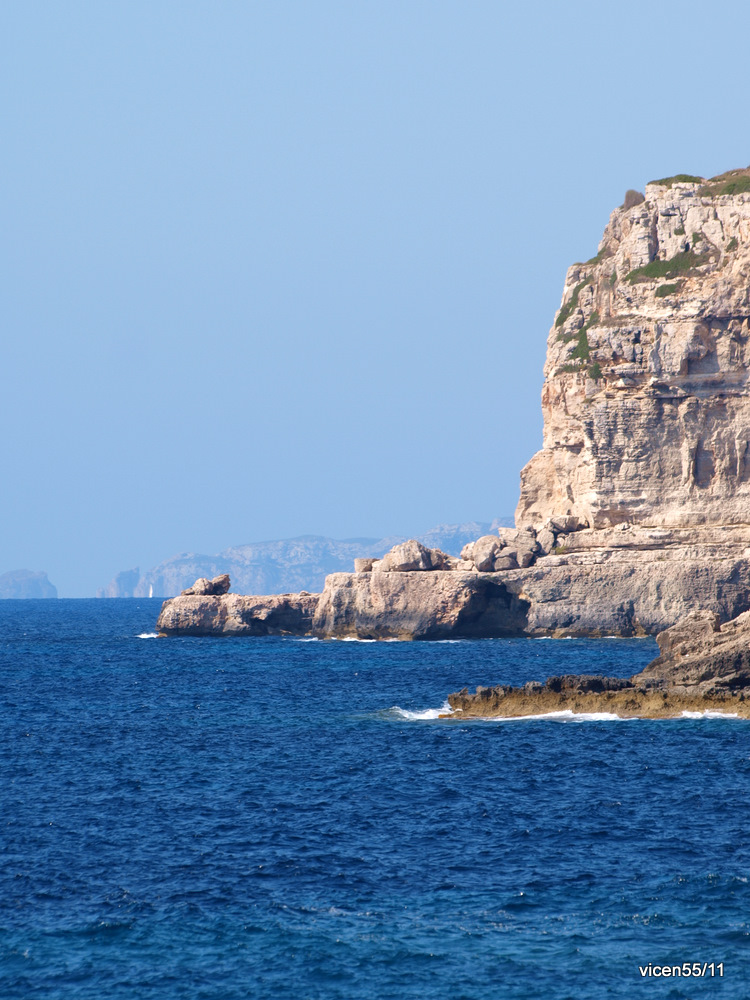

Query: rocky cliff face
[[517, 168, 750, 533]]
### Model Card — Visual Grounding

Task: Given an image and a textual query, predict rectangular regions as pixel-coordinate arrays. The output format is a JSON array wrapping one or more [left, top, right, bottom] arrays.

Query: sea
[[1, 599, 748, 999]]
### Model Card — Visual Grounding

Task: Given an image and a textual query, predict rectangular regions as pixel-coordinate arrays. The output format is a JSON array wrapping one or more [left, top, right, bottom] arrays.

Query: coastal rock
[[639, 607, 750, 692], [180, 574, 231, 596], [375, 539, 447, 572], [157, 588, 319, 636], [312, 570, 530, 640], [446, 603, 750, 718], [471, 535, 503, 571]]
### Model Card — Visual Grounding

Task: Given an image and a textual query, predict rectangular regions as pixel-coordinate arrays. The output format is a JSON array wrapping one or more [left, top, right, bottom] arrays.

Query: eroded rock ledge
[[447, 608, 750, 719], [156, 524, 750, 638]]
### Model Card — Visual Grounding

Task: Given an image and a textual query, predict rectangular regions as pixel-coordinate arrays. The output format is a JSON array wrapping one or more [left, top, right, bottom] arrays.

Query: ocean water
[[1, 600, 748, 999]]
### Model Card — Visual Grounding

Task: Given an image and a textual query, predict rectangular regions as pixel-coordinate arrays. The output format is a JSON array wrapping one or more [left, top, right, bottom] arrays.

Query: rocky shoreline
[[446, 608, 750, 719]]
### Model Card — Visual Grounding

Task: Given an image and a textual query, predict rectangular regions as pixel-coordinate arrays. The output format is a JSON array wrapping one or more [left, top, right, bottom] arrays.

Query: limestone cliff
[[517, 167, 750, 532]]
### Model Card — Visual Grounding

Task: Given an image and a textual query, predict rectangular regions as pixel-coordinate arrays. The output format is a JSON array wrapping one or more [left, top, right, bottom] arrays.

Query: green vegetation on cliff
[[649, 174, 703, 188], [555, 280, 589, 328], [699, 169, 750, 197], [626, 250, 708, 284]]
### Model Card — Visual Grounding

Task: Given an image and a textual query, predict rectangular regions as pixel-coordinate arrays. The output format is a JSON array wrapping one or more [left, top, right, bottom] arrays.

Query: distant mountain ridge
[[98, 520, 513, 598]]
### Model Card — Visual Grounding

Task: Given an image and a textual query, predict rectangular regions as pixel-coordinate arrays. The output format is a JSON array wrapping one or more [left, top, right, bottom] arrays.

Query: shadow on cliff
[[430, 580, 530, 639]]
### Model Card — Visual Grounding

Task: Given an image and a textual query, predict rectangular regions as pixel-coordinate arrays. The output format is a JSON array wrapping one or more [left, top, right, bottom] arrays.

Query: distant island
[[0, 570, 57, 599]]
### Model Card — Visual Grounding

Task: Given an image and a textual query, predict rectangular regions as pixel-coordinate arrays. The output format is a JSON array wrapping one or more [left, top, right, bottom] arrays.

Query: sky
[[2, 0, 749, 596]]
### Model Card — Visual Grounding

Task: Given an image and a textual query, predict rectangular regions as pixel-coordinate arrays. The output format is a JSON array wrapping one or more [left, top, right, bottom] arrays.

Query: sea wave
[[391, 700, 455, 720], [136, 632, 160, 639], [680, 710, 741, 719], [482, 709, 630, 723]]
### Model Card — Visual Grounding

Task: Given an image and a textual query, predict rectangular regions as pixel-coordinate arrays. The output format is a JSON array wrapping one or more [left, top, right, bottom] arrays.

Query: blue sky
[[2, 0, 749, 596]]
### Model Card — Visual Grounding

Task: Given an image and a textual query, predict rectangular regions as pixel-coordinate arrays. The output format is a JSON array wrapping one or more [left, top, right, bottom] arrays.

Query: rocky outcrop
[[447, 601, 750, 717], [180, 574, 230, 596], [158, 569, 530, 640], [311, 570, 529, 639], [639, 607, 750, 692], [446, 674, 750, 719], [157, 586, 319, 636]]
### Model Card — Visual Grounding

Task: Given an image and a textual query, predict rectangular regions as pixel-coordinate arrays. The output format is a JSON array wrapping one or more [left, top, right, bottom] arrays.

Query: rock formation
[[156, 167, 750, 644], [517, 168, 750, 533], [446, 605, 750, 719], [97, 567, 140, 599], [180, 574, 231, 597]]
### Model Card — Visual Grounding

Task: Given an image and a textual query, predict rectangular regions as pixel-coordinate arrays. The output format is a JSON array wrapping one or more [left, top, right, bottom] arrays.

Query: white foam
[[479, 709, 631, 723], [392, 700, 455, 720], [680, 710, 741, 719], [336, 637, 377, 643], [137, 632, 160, 639]]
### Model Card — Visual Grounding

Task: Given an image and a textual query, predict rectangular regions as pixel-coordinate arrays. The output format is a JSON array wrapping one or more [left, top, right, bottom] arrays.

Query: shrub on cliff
[[649, 174, 703, 188], [626, 250, 708, 284], [622, 189, 645, 209]]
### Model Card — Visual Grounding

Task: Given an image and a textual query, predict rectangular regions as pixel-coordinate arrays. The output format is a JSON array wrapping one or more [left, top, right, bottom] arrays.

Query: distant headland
[[0, 570, 57, 599]]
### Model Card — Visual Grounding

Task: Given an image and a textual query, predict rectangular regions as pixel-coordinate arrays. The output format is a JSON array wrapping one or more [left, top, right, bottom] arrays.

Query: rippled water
[[1, 600, 749, 998]]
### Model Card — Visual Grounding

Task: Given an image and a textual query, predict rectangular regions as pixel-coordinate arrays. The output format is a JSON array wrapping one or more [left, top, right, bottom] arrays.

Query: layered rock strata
[[517, 168, 750, 532]]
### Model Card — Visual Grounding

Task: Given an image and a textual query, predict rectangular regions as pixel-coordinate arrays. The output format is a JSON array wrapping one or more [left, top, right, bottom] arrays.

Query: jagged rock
[[157, 592, 319, 636], [312, 571, 530, 639], [375, 540, 447, 572], [181, 574, 231, 597], [639, 607, 750, 692], [446, 602, 750, 718], [471, 535, 503, 571], [354, 558, 376, 573]]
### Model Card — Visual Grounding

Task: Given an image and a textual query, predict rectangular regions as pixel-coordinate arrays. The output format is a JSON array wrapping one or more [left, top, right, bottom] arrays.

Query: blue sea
[[1, 600, 748, 998]]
